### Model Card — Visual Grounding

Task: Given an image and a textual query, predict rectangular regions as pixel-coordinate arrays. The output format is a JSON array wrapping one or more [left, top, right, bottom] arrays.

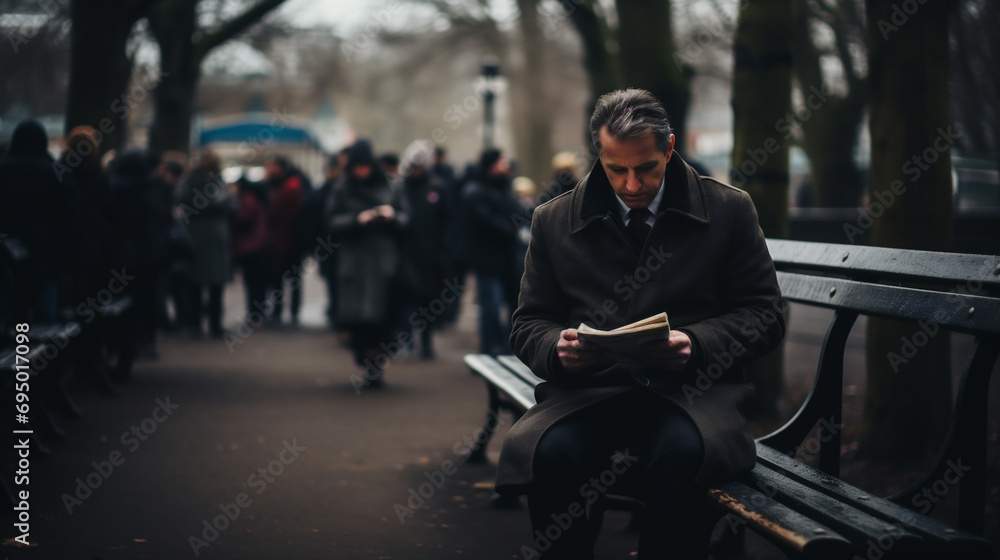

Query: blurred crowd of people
[[0, 117, 585, 386]]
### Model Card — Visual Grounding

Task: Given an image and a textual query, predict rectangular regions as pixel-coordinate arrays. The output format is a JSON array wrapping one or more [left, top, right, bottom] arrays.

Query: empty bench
[[463, 239, 999, 559]]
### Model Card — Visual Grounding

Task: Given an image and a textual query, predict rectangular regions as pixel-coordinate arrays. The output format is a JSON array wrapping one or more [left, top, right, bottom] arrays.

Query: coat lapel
[[569, 152, 710, 238]]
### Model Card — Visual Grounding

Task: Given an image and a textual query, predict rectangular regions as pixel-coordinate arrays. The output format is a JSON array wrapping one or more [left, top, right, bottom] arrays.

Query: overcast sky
[[279, 0, 405, 33], [276, 0, 519, 33]]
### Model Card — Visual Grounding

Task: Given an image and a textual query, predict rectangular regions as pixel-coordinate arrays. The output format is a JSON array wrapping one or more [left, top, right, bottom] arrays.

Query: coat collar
[[569, 152, 710, 234]]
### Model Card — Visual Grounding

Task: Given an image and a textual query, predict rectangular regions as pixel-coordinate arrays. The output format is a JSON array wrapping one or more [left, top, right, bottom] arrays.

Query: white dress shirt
[[614, 176, 666, 227]]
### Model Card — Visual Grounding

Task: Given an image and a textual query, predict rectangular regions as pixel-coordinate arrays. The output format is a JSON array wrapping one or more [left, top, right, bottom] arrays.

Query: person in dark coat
[[55, 127, 120, 378], [0, 119, 82, 323], [107, 149, 170, 354], [151, 154, 186, 330], [428, 147, 466, 325], [399, 148, 447, 359], [496, 89, 785, 559], [462, 148, 522, 356], [378, 152, 400, 178], [327, 140, 409, 388], [313, 153, 346, 328], [177, 150, 236, 338], [56, 126, 116, 291]]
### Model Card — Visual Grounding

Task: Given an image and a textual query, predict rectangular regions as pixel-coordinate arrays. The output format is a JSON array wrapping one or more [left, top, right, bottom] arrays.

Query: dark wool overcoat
[[495, 154, 786, 495], [327, 175, 409, 327]]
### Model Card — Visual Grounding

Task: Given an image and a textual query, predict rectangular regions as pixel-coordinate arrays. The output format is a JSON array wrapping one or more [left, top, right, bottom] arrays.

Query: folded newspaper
[[576, 312, 671, 354]]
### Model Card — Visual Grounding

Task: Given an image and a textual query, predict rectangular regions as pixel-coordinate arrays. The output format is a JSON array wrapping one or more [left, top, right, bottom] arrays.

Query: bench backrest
[[767, 239, 1000, 336]]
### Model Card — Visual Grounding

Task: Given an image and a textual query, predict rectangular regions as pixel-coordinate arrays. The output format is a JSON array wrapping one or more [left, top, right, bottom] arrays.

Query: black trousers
[[526, 389, 711, 560], [190, 283, 223, 335], [238, 254, 268, 318], [269, 254, 302, 322]]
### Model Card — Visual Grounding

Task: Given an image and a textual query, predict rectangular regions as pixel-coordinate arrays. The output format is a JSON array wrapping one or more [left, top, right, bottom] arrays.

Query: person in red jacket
[[232, 177, 270, 319], [263, 156, 305, 326]]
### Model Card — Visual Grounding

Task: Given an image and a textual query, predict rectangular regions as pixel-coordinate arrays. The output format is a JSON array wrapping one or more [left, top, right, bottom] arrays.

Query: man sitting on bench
[[495, 89, 786, 559]]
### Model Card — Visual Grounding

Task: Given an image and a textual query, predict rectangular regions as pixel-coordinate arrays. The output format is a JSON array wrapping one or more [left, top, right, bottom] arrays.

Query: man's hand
[[556, 328, 614, 373], [638, 330, 692, 372]]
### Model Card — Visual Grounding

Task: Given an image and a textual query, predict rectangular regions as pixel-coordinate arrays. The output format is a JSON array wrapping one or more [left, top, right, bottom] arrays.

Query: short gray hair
[[589, 89, 673, 153]]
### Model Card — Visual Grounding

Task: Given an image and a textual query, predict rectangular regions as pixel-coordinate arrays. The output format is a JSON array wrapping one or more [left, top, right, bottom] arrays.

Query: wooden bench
[[463, 239, 998, 559]]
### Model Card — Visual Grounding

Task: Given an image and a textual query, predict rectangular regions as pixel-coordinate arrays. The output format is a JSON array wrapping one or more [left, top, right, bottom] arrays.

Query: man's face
[[598, 126, 674, 209]]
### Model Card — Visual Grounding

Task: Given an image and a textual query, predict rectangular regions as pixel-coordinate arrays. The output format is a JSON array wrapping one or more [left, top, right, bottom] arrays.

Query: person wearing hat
[[327, 140, 409, 388]]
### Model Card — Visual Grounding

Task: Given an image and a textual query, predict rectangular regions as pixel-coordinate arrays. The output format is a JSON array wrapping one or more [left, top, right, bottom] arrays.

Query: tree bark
[[615, 0, 690, 150], [799, 95, 867, 207], [794, 1, 867, 208], [730, 0, 794, 419], [147, 0, 199, 155], [562, 0, 623, 149], [512, 0, 553, 189], [861, 0, 953, 463], [65, 0, 150, 154], [147, 0, 286, 155]]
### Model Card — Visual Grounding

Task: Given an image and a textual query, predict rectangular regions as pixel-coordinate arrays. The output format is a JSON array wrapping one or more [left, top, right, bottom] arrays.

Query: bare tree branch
[[827, 1, 863, 87], [195, 0, 286, 62]]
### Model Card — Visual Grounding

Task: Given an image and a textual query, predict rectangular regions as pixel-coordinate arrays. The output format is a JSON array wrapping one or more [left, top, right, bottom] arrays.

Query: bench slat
[[756, 445, 992, 557], [496, 355, 546, 387], [709, 480, 854, 559], [0, 344, 46, 374], [25, 322, 81, 342], [464, 355, 537, 411], [768, 239, 1000, 289], [100, 296, 133, 317], [777, 271, 1000, 335], [747, 465, 924, 557]]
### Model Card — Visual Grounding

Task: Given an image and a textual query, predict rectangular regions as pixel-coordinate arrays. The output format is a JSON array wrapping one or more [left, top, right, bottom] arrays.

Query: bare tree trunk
[[615, 0, 690, 150], [730, 0, 794, 419], [65, 0, 147, 154], [800, 95, 866, 207], [512, 0, 554, 189], [562, 0, 623, 149], [794, 1, 867, 208], [147, 0, 286, 155], [147, 0, 199, 154], [862, 0, 952, 462]]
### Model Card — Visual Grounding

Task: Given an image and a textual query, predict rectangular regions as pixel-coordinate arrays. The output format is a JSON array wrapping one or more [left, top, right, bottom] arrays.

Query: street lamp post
[[481, 56, 500, 149]]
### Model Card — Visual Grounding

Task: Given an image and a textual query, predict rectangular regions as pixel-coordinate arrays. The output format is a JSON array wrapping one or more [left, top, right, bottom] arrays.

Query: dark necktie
[[626, 207, 652, 246]]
